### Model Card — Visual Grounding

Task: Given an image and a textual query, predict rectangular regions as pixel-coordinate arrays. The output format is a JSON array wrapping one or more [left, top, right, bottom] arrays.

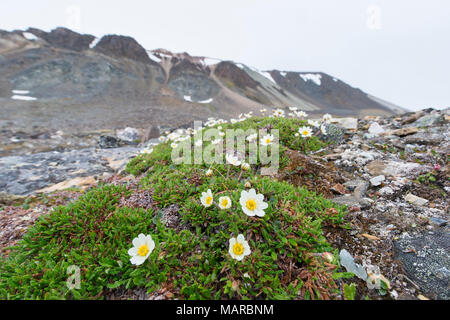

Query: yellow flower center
[[303, 130, 309, 136], [137, 244, 149, 257], [233, 242, 244, 255], [206, 196, 213, 205], [246, 199, 257, 211], [266, 138, 271, 144], [221, 199, 228, 207]]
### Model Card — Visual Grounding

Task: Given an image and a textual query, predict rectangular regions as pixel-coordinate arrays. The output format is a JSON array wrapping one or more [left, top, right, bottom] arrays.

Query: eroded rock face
[[27, 27, 95, 52], [94, 35, 153, 65]]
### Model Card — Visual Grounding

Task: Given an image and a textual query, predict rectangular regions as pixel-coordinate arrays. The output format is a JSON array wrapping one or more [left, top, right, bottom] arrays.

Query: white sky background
[[1, 0, 449, 111]]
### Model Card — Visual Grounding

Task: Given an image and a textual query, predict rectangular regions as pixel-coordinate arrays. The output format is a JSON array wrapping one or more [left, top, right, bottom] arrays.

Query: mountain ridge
[[0, 27, 407, 134]]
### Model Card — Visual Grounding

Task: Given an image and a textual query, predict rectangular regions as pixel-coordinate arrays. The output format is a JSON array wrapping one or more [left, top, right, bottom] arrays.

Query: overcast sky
[[1, 0, 449, 111]]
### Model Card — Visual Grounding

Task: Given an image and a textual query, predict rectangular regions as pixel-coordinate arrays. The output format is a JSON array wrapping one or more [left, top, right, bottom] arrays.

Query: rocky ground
[[0, 107, 448, 300]]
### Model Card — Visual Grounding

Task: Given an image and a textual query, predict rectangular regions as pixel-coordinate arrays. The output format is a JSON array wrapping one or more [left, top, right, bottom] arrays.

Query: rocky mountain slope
[[0, 27, 406, 137]]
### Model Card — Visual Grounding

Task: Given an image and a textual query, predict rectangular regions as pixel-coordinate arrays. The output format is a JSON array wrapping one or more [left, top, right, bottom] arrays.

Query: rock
[[368, 122, 385, 135], [404, 132, 443, 145], [331, 183, 346, 195], [338, 149, 380, 167], [116, 127, 140, 143], [429, 217, 448, 227], [0, 146, 139, 195], [365, 160, 426, 178], [388, 127, 419, 137], [333, 118, 358, 131], [378, 186, 394, 196], [412, 114, 443, 127], [370, 175, 385, 187], [394, 230, 450, 299], [142, 126, 160, 142], [36, 176, 97, 193], [405, 194, 429, 206], [339, 249, 368, 280], [99, 135, 121, 149]]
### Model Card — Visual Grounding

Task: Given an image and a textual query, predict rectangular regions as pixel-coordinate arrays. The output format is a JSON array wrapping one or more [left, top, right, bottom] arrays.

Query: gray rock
[[405, 194, 429, 206], [430, 217, 448, 227], [117, 127, 140, 143], [394, 230, 450, 300], [412, 114, 443, 127], [368, 122, 385, 135], [339, 249, 368, 280], [370, 175, 385, 187], [405, 132, 443, 145], [0, 146, 139, 195], [99, 135, 121, 149]]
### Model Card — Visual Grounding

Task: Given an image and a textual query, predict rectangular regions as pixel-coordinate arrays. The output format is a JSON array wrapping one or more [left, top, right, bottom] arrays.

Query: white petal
[[242, 207, 256, 217], [237, 234, 245, 243], [243, 243, 251, 256], [128, 247, 138, 257], [132, 237, 142, 247]]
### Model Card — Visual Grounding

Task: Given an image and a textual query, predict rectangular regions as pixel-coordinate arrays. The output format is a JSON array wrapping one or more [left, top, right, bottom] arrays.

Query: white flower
[[260, 108, 267, 113], [226, 153, 242, 167], [230, 119, 238, 124], [200, 189, 214, 207], [239, 188, 268, 217], [260, 134, 274, 146], [298, 126, 313, 138], [158, 136, 166, 142], [241, 163, 251, 171], [247, 133, 257, 143], [195, 139, 203, 147], [320, 125, 328, 135], [289, 106, 298, 111], [205, 169, 213, 177], [211, 139, 222, 145], [272, 108, 285, 118], [218, 126, 223, 130], [171, 143, 178, 149], [228, 234, 251, 261], [218, 196, 232, 209], [128, 234, 155, 266], [307, 119, 320, 128], [140, 147, 153, 154], [296, 111, 308, 118], [219, 131, 225, 137], [323, 113, 333, 123], [295, 133, 300, 137]]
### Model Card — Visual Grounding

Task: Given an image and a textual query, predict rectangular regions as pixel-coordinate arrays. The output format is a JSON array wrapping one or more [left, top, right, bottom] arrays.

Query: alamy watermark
[[66, 265, 81, 290]]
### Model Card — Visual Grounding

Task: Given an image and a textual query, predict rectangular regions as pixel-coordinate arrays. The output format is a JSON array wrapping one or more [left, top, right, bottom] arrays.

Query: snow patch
[[300, 73, 322, 86], [12, 90, 30, 95], [280, 72, 287, 77], [148, 52, 161, 63], [22, 32, 38, 41], [258, 71, 276, 84], [201, 58, 221, 66], [184, 95, 193, 102], [12, 95, 37, 101], [89, 37, 101, 49], [198, 98, 213, 104]]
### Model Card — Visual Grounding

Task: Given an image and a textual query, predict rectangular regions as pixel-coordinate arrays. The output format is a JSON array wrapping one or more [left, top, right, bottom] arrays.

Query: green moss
[[0, 116, 346, 300]]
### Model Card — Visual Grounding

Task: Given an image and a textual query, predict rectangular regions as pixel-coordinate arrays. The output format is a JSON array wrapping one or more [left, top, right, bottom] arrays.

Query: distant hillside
[[0, 27, 407, 132]]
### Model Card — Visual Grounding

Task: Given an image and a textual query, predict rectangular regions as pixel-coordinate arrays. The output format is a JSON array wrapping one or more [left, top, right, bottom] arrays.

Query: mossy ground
[[0, 117, 354, 300]]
